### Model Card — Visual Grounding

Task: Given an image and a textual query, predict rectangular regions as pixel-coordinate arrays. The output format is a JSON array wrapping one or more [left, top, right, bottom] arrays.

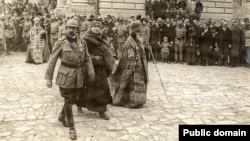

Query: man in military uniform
[[45, 19, 95, 140], [175, 19, 187, 63], [22, 12, 32, 51], [4, 14, 16, 55]]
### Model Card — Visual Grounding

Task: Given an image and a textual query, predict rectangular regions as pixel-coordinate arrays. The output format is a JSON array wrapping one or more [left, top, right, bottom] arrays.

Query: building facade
[[30, 0, 249, 20]]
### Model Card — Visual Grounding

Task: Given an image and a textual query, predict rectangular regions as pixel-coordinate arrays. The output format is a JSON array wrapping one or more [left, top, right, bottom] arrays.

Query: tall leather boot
[[64, 103, 77, 140], [58, 107, 69, 127]]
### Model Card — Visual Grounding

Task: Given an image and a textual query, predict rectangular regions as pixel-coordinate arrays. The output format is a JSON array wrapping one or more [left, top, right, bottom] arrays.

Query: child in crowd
[[160, 36, 172, 63]]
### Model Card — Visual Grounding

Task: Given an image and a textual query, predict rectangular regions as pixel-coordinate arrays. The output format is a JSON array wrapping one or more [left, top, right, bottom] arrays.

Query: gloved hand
[[88, 73, 95, 83], [46, 80, 52, 88]]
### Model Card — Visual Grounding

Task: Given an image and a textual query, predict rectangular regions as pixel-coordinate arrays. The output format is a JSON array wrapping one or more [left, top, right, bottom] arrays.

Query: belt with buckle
[[61, 61, 82, 69]]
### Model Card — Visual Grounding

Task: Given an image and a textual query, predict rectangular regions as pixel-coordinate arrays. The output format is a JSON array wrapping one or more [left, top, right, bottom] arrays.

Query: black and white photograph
[[0, 0, 250, 140]]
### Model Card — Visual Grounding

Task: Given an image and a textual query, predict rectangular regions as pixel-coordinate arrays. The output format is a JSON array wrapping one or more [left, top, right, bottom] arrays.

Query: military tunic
[[45, 38, 94, 89]]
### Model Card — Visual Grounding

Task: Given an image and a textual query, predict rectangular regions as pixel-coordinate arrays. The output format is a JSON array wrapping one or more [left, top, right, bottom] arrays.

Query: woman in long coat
[[112, 21, 148, 108], [78, 21, 114, 120], [199, 23, 212, 66]]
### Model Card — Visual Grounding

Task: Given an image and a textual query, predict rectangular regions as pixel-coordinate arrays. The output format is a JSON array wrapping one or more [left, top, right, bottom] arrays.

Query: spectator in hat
[[22, 12, 33, 51], [174, 19, 187, 64], [13, 17, 25, 52], [199, 22, 212, 66], [141, 18, 151, 60], [105, 15, 115, 39], [150, 19, 161, 62], [4, 13, 16, 55], [217, 21, 232, 66], [230, 21, 244, 67]]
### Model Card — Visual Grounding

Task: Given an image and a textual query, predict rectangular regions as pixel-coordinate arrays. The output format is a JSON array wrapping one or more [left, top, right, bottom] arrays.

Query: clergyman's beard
[[66, 31, 77, 43]]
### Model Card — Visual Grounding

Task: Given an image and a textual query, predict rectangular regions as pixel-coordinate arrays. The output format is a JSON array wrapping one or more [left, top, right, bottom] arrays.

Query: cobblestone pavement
[[0, 52, 250, 141]]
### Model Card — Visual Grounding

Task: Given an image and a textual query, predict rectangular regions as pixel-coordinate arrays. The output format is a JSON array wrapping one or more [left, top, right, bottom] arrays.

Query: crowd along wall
[[53, 0, 236, 21]]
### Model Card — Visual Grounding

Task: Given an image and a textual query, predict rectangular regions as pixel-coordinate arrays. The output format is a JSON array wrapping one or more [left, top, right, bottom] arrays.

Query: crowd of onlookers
[[1, 0, 250, 67], [146, 0, 203, 21]]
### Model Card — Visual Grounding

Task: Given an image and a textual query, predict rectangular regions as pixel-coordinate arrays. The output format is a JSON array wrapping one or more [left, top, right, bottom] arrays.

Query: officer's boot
[[58, 107, 69, 127], [64, 103, 77, 140]]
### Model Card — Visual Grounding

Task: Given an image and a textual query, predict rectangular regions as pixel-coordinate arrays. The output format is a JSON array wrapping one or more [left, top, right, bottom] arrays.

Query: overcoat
[[82, 31, 114, 112]]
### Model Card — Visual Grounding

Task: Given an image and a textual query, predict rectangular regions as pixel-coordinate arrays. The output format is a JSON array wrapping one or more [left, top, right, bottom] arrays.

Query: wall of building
[[200, 0, 233, 20], [53, 0, 244, 21], [98, 0, 146, 19]]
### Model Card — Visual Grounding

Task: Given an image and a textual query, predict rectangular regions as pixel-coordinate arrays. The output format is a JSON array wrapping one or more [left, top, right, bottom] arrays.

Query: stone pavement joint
[[0, 53, 250, 141]]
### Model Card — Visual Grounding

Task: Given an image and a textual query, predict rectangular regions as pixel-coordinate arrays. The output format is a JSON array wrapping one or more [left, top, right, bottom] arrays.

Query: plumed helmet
[[66, 19, 79, 27]]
